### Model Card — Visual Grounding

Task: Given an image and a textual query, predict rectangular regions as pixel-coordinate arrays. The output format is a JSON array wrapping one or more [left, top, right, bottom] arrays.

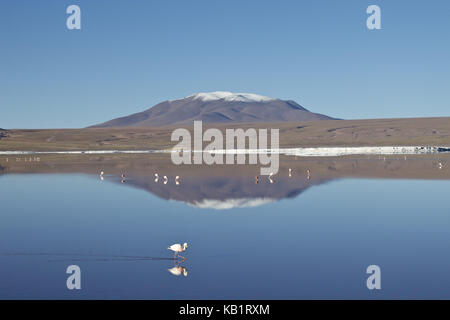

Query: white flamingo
[[168, 243, 188, 259], [154, 173, 159, 182], [175, 176, 180, 185], [163, 175, 168, 184]]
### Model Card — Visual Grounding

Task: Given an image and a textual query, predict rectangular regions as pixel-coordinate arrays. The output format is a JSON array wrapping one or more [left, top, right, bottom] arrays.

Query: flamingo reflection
[[168, 262, 188, 277], [268, 172, 274, 184]]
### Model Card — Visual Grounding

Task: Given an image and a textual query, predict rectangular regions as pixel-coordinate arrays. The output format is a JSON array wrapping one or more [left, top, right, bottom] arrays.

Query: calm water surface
[[1, 156, 450, 299]]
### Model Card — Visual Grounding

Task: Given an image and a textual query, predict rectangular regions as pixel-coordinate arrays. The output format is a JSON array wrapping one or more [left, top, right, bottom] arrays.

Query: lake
[[0, 154, 449, 299]]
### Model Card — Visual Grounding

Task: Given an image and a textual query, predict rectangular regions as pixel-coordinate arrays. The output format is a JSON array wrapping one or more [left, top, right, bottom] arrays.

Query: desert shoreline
[[1, 145, 450, 157]]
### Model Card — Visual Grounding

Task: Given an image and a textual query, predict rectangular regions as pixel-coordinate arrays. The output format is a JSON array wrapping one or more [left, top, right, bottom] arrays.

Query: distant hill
[[90, 91, 335, 127]]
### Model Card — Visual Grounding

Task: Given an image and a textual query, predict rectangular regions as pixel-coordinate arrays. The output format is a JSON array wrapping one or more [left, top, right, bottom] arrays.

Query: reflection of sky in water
[[1, 174, 450, 299]]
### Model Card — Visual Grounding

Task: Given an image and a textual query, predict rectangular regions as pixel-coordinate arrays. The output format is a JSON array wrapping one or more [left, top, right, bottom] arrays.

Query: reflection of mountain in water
[[0, 154, 449, 209], [118, 173, 320, 209]]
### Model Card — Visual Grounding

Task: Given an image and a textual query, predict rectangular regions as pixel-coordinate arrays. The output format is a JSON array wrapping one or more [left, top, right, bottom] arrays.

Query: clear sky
[[1, 0, 449, 128]]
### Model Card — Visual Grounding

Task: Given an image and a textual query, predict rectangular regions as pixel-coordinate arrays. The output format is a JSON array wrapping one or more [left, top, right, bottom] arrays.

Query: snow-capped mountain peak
[[91, 91, 335, 127], [187, 91, 276, 103]]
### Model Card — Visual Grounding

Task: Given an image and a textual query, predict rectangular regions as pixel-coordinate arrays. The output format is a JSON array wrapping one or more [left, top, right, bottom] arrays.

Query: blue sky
[[1, 0, 449, 128]]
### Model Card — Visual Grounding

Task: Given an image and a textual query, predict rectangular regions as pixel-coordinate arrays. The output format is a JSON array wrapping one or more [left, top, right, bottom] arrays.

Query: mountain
[[90, 91, 335, 127]]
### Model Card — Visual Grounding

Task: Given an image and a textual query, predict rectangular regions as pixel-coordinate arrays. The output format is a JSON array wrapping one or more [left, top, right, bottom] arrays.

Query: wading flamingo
[[168, 243, 188, 259]]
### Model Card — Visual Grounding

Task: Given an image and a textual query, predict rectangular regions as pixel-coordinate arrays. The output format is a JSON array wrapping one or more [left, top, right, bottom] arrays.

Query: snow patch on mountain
[[187, 91, 276, 103], [191, 197, 275, 210]]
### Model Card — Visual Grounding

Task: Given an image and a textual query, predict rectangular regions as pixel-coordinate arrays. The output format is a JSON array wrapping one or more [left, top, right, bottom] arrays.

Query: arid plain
[[1, 117, 450, 151]]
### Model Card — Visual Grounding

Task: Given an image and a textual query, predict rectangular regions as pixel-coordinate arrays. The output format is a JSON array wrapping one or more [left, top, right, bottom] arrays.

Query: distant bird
[[100, 171, 104, 181], [121, 173, 125, 179], [438, 162, 443, 170], [154, 173, 159, 182], [168, 265, 188, 277], [163, 175, 168, 185], [255, 176, 259, 184], [268, 172, 274, 184], [306, 169, 311, 180], [289, 168, 292, 177], [168, 243, 188, 259], [175, 176, 181, 185]]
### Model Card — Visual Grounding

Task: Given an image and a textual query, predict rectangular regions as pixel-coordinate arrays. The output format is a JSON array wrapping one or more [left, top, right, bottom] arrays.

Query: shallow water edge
[[1, 145, 450, 156]]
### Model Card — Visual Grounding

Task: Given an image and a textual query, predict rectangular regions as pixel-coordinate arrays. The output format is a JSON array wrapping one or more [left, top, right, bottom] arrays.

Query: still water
[[0, 155, 450, 299]]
